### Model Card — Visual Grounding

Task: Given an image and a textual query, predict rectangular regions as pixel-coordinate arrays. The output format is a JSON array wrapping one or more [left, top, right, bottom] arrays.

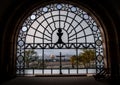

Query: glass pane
[[57, 4, 62, 9], [70, 69, 77, 74], [88, 69, 96, 74], [43, 7, 48, 12], [44, 69, 51, 74], [22, 27, 27, 32], [53, 69, 59, 74], [31, 21, 39, 28], [31, 15, 36, 20], [78, 69, 86, 74], [62, 69, 68, 74], [34, 69, 42, 75], [25, 69, 33, 75]]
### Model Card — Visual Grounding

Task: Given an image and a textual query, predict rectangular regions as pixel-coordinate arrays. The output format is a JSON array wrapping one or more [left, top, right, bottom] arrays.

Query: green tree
[[70, 55, 77, 68], [24, 49, 37, 68], [79, 49, 95, 68]]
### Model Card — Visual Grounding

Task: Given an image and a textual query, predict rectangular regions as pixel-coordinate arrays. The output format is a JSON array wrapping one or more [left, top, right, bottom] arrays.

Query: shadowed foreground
[[1, 76, 110, 85]]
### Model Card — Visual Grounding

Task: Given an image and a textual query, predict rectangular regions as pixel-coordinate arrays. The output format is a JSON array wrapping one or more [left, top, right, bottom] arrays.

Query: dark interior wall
[[96, 0, 120, 81], [0, 0, 120, 83]]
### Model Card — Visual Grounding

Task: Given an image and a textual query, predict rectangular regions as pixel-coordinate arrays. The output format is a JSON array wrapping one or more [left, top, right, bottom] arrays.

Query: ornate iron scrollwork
[[17, 3, 105, 75]]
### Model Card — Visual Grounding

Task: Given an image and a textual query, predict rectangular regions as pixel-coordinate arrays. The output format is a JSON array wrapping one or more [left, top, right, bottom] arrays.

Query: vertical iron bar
[[60, 52, 62, 74], [42, 49, 44, 74], [33, 68, 34, 75], [76, 49, 78, 74]]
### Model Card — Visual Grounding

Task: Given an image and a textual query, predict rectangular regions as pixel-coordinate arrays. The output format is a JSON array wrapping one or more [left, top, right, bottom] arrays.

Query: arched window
[[17, 3, 106, 75]]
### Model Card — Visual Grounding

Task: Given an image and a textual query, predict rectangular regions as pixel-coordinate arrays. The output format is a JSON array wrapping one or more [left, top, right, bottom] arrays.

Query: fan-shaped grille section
[[20, 4, 101, 45]]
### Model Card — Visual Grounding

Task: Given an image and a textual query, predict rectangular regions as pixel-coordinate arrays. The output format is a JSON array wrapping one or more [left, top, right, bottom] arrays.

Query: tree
[[79, 49, 95, 68], [70, 55, 77, 68], [24, 49, 38, 68]]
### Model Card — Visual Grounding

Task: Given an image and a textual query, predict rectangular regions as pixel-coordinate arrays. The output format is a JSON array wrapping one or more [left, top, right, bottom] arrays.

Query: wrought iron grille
[[17, 3, 105, 75]]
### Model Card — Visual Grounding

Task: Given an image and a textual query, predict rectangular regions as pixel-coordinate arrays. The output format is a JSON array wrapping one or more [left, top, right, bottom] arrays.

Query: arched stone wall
[[0, 0, 120, 83]]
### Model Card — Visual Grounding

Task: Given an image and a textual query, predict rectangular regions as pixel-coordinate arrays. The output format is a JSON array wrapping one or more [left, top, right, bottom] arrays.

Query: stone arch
[[1, 0, 119, 78]]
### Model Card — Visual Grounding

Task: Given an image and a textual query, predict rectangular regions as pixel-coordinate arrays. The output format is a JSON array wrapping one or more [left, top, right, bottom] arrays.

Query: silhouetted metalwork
[[17, 3, 105, 75], [93, 68, 111, 80], [56, 29, 64, 44], [56, 52, 65, 74]]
